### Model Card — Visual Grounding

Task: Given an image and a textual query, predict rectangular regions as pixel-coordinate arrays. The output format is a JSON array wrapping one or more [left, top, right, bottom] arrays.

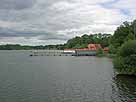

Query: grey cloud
[[0, 27, 68, 41], [0, 27, 47, 37], [38, 34, 69, 41], [0, 0, 36, 10]]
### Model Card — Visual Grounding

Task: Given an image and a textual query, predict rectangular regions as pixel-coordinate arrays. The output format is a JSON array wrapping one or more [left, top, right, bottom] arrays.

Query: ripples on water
[[0, 51, 136, 102], [112, 75, 136, 102]]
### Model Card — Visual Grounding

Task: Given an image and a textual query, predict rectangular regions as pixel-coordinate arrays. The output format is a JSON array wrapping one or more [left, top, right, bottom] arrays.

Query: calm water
[[0, 50, 135, 102]]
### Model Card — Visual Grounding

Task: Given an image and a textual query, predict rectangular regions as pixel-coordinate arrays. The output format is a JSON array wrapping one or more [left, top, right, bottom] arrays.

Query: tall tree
[[111, 20, 136, 48]]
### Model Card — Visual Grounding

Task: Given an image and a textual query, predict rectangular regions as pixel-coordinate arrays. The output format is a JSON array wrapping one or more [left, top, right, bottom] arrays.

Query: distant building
[[75, 44, 102, 56], [63, 44, 108, 56], [88, 44, 102, 50]]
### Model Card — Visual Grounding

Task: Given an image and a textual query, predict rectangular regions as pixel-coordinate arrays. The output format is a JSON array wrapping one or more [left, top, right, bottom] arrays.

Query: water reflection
[[112, 75, 136, 102]]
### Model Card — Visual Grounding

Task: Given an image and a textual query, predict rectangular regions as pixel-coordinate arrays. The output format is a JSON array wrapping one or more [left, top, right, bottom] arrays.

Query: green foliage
[[96, 48, 105, 57], [73, 44, 87, 49], [111, 19, 136, 75], [0, 44, 33, 50], [65, 33, 111, 49], [108, 44, 116, 54], [133, 20, 136, 36], [0, 44, 65, 50], [118, 40, 136, 57], [97, 48, 104, 54], [114, 40, 136, 75], [66, 36, 81, 48], [125, 33, 135, 41], [113, 56, 124, 72], [111, 20, 136, 48]]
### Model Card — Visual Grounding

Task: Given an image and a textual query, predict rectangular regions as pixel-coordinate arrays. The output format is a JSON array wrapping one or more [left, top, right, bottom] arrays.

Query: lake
[[0, 50, 135, 102]]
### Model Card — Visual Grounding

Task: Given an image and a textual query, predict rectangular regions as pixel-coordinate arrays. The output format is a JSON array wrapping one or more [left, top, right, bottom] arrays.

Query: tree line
[[111, 19, 136, 75], [0, 33, 112, 50], [0, 44, 64, 50]]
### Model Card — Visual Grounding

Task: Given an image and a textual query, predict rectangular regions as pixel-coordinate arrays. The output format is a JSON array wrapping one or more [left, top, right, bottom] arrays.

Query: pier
[[30, 50, 73, 56]]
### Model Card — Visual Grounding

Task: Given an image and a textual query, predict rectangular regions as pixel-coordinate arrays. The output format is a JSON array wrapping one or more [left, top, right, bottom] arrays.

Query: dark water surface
[[0, 50, 135, 102]]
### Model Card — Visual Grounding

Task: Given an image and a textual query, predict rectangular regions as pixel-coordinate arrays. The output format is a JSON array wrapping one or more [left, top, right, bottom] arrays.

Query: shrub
[[119, 40, 136, 57], [109, 44, 116, 54], [114, 40, 136, 75], [96, 48, 104, 57]]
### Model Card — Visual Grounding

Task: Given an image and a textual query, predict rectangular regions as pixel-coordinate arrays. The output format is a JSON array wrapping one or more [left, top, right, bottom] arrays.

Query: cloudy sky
[[0, 0, 135, 45]]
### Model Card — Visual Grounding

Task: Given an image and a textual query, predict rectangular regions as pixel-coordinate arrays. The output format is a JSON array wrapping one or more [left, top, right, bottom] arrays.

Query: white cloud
[[49, 1, 127, 36], [70, 0, 114, 4], [0, 20, 18, 28], [111, 0, 136, 20], [0, 0, 135, 45]]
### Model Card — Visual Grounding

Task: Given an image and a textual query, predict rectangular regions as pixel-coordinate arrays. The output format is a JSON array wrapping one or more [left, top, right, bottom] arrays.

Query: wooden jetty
[[30, 50, 73, 56]]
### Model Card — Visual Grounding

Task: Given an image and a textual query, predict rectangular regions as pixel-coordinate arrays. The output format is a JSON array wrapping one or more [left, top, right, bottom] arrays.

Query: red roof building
[[88, 44, 102, 51], [64, 44, 102, 51]]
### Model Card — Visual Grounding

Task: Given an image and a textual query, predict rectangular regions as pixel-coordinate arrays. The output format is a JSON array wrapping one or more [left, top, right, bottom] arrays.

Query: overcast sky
[[0, 0, 135, 45]]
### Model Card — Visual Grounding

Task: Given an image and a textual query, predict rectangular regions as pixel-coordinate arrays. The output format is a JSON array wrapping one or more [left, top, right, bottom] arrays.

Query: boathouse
[[75, 44, 102, 56]]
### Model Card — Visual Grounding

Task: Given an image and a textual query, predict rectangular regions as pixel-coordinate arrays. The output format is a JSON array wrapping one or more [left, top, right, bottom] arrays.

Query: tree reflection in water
[[112, 75, 136, 102]]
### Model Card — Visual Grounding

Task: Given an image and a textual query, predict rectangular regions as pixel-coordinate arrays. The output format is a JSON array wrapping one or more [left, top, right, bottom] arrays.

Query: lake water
[[0, 50, 135, 102]]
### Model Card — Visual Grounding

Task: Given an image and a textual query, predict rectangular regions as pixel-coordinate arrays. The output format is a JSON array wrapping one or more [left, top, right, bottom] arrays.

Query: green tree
[[111, 20, 136, 48], [133, 20, 136, 36], [114, 40, 136, 75], [125, 33, 135, 41], [96, 48, 104, 57], [108, 44, 116, 54], [80, 34, 90, 44], [66, 36, 81, 48]]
